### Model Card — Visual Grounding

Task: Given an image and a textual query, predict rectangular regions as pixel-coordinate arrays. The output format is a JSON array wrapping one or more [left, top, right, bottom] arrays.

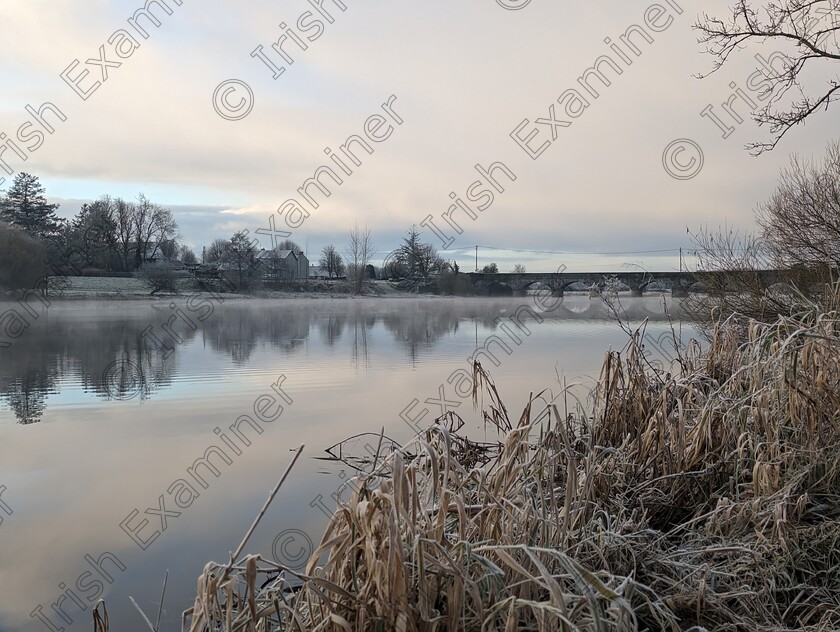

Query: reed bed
[[182, 303, 840, 632]]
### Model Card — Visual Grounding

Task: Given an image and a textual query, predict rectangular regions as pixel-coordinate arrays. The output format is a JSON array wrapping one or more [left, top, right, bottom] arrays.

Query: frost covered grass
[[99, 298, 840, 631], [43, 275, 190, 297], [34, 276, 425, 298]]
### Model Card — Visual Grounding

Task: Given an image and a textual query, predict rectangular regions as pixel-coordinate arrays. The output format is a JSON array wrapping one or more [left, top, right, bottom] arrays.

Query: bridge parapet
[[467, 271, 696, 296], [466, 269, 824, 297]]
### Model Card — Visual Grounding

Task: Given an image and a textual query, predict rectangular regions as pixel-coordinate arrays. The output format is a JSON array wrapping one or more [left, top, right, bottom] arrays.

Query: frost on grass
[[100, 295, 836, 632]]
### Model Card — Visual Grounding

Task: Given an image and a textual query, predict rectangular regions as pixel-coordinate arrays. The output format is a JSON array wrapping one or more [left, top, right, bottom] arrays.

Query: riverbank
[[0, 276, 443, 301], [181, 300, 840, 631], [1, 276, 673, 302]]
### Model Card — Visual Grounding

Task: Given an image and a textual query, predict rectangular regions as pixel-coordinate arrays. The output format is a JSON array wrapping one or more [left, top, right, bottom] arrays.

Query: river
[[0, 295, 692, 632]]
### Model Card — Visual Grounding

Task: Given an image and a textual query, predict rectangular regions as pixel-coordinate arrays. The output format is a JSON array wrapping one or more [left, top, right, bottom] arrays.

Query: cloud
[[1, 0, 836, 270]]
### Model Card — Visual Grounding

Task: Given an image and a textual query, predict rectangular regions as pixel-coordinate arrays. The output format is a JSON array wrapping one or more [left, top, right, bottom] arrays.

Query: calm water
[[0, 296, 690, 632]]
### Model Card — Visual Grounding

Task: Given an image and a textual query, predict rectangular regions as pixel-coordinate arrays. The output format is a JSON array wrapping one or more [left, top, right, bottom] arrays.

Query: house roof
[[145, 251, 185, 267], [256, 249, 299, 260]]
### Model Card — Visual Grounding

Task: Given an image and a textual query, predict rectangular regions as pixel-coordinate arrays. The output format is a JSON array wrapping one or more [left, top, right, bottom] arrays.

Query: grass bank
[[2, 276, 433, 300]]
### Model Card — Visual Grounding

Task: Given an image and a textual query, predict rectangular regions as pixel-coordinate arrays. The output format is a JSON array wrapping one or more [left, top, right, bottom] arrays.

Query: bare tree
[[696, 0, 840, 153], [226, 230, 259, 290], [159, 238, 179, 259], [757, 140, 840, 269], [684, 226, 786, 331], [319, 244, 344, 278], [178, 245, 198, 265], [686, 139, 840, 331], [512, 264, 527, 274], [415, 243, 445, 280], [132, 194, 178, 268], [114, 197, 135, 272], [382, 253, 404, 280], [276, 239, 302, 253], [205, 239, 231, 263], [136, 261, 179, 295], [346, 223, 374, 294]]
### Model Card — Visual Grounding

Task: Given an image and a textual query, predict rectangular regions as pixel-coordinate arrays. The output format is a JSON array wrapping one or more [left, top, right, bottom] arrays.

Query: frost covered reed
[[177, 301, 840, 631]]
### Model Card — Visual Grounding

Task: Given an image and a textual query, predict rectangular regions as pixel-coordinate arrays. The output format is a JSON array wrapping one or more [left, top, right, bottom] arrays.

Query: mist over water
[[0, 296, 692, 632]]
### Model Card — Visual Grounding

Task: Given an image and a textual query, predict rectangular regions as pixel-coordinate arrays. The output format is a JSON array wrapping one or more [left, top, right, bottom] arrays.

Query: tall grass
[[182, 302, 840, 631]]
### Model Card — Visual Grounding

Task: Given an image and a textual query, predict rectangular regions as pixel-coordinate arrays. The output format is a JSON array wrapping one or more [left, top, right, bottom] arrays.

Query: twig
[[155, 569, 168, 632], [370, 426, 385, 473], [222, 445, 305, 582], [129, 596, 157, 632]]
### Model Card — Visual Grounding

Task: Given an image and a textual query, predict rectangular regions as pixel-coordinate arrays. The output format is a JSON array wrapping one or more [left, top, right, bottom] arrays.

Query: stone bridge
[[466, 270, 816, 297]]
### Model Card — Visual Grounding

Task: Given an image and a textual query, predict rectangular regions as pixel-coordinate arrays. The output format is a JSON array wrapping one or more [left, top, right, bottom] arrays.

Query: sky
[[0, 0, 836, 273]]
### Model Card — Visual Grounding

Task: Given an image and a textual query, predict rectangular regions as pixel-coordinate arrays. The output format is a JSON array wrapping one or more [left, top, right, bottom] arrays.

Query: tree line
[[0, 173, 183, 289], [0, 172, 529, 295]]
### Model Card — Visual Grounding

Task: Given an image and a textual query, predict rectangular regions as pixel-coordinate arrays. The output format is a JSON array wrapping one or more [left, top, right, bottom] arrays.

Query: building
[[308, 265, 330, 280], [255, 249, 309, 281], [144, 250, 186, 271]]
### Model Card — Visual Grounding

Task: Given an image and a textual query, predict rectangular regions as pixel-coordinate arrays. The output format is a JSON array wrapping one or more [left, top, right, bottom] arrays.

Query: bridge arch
[[467, 270, 700, 296], [764, 281, 798, 297], [522, 280, 549, 290]]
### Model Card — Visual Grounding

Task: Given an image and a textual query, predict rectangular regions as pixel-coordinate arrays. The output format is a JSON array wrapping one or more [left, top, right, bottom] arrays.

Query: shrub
[[135, 262, 179, 295], [0, 222, 48, 291], [436, 270, 473, 295]]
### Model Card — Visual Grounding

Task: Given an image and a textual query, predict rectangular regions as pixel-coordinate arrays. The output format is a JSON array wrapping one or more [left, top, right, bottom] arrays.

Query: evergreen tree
[[66, 197, 117, 270], [0, 173, 63, 241], [398, 226, 423, 278], [396, 226, 445, 281]]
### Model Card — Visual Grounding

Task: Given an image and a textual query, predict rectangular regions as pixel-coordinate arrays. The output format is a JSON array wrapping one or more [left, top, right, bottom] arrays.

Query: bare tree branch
[[346, 223, 374, 294], [696, 0, 840, 154]]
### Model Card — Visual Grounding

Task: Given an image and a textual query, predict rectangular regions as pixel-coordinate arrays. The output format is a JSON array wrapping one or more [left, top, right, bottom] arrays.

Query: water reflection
[[0, 296, 677, 423], [0, 370, 52, 424]]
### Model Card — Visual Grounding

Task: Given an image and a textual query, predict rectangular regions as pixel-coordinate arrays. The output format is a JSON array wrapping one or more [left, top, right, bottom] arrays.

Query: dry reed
[[179, 301, 840, 631]]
